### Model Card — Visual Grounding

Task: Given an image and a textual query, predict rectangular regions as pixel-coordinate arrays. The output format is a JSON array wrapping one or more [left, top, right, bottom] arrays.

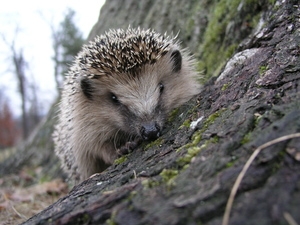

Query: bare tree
[[1, 29, 38, 140], [13, 48, 28, 139]]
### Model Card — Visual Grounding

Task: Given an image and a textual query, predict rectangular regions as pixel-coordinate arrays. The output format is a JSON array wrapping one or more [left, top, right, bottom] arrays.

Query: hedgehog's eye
[[110, 93, 120, 104], [159, 83, 164, 94]]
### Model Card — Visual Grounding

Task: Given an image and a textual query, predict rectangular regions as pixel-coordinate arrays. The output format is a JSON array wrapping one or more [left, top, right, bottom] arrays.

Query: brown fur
[[53, 28, 201, 184]]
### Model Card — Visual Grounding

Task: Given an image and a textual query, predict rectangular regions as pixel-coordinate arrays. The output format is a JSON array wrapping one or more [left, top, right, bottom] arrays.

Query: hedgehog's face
[[80, 49, 185, 142], [107, 76, 166, 141]]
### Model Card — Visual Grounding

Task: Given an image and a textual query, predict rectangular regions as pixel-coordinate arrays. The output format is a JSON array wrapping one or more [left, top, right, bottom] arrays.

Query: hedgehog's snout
[[140, 122, 161, 141]]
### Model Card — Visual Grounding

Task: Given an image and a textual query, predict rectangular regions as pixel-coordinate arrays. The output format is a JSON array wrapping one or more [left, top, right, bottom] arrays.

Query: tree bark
[[22, 0, 300, 225]]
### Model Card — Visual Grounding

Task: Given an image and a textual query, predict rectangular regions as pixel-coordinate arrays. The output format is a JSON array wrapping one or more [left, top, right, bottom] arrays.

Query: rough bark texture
[[21, 0, 300, 224]]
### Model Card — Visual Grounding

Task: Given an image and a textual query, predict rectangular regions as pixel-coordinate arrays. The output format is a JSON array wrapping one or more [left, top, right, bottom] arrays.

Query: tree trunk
[[12, 49, 29, 139], [22, 0, 300, 225]]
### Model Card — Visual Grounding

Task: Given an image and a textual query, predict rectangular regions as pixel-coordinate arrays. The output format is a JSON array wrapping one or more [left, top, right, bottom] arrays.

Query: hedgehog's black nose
[[140, 122, 161, 141]]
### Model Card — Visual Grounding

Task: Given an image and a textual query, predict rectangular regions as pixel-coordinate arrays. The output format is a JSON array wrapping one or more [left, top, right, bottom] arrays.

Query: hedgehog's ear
[[80, 77, 94, 100], [170, 50, 182, 73]]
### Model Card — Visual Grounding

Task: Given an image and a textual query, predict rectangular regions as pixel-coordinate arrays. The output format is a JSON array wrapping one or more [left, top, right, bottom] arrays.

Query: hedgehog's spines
[[73, 28, 176, 76]]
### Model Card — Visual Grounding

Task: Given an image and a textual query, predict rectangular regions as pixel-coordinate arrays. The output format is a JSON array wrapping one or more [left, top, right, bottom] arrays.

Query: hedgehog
[[53, 28, 201, 184]]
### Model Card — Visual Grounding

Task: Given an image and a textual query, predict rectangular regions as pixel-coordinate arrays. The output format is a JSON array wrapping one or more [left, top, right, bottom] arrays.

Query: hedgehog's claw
[[117, 138, 142, 156]]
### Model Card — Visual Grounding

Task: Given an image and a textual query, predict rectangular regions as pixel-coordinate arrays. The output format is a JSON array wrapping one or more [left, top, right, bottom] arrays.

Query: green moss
[[178, 135, 220, 168], [191, 131, 202, 145], [114, 155, 128, 165], [221, 83, 230, 91], [183, 164, 190, 170], [204, 108, 226, 129], [179, 119, 192, 129], [268, 0, 276, 5], [210, 135, 219, 144], [249, 12, 261, 28], [226, 161, 234, 168], [177, 146, 202, 167], [259, 65, 268, 75], [199, 0, 240, 79], [173, 108, 226, 172], [167, 108, 180, 123], [198, 0, 263, 80], [226, 156, 237, 168], [177, 108, 226, 153], [145, 137, 163, 150], [241, 132, 252, 144], [160, 169, 179, 187], [225, 44, 238, 58], [106, 213, 117, 225], [176, 109, 226, 168], [141, 179, 160, 189], [170, 102, 200, 130], [177, 130, 202, 152]]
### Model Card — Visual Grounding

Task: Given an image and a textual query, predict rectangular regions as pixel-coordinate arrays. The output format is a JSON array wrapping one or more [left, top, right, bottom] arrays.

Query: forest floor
[[0, 148, 68, 225]]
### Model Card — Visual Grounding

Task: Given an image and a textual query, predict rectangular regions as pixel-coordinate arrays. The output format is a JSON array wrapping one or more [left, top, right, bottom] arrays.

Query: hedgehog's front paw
[[117, 138, 142, 156]]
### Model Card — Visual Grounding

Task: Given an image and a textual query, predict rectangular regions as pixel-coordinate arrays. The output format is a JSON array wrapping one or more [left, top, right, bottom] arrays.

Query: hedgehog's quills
[[53, 28, 201, 184]]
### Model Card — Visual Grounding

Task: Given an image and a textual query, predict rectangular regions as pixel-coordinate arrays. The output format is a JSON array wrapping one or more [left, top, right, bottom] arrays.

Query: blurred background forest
[[0, 3, 104, 149], [0, 2, 104, 223], [0, 8, 83, 146]]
